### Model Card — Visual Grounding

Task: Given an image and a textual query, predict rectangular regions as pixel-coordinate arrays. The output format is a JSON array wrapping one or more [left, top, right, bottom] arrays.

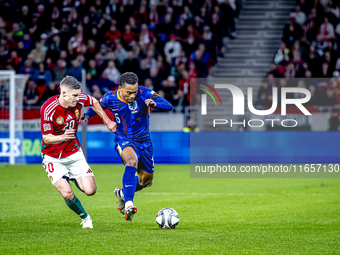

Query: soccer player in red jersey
[[40, 76, 116, 228]]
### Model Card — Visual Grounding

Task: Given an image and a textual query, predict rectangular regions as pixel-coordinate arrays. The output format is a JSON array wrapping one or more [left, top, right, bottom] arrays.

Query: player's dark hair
[[119, 72, 138, 87], [60, 76, 81, 90]]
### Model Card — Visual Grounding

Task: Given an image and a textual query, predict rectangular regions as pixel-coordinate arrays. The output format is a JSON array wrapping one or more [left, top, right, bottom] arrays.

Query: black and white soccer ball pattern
[[156, 208, 179, 229]]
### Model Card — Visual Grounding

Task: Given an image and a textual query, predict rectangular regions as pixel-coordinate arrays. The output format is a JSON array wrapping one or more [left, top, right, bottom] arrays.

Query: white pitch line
[[0, 192, 338, 196]]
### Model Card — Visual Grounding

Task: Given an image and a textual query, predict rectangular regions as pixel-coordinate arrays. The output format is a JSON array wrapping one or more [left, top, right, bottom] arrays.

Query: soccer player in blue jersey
[[82, 72, 173, 221]]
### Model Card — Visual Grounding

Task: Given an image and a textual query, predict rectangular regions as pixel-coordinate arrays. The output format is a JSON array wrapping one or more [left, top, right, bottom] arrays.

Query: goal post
[[81, 68, 88, 160], [0, 70, 28, 164]]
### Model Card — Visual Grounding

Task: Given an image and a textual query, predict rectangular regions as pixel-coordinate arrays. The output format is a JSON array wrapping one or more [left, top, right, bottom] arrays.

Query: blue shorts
[[115, 139, 154, 173]]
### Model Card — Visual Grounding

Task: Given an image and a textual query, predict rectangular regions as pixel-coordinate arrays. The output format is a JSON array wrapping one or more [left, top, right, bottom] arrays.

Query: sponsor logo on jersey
[[43, 123, 51, 131], [151, 91, 155, 95], [132, 110, 138, 114], [128, 101, 138, 111], [86, 168, 93, 174], [56, 116, 64, 124], [66, 115, 72, 121], [122, 141, 129, 145], [75, 109, 79, 117]]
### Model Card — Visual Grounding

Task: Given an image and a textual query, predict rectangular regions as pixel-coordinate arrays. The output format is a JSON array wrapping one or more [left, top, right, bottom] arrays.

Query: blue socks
[[122, 166, 137, 202], [121, 175, 145, 201]]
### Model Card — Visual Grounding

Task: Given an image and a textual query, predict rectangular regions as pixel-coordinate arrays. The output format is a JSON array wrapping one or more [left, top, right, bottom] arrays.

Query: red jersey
[[40, 93, 94, 158]]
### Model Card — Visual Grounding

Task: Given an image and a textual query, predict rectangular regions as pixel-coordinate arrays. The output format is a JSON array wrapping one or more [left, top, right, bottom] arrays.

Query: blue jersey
[[87, 87, 172, 142]]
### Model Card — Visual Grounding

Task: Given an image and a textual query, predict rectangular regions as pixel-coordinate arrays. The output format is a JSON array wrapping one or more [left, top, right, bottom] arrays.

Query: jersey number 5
[[63, 120, 75, 131]]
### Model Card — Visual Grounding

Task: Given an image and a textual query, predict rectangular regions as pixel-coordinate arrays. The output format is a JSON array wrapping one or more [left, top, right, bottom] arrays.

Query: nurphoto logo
[[199, 83, 312, 128]]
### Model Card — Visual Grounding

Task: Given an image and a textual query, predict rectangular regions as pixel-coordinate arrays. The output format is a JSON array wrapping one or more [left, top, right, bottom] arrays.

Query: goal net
[[0, 71, 28, 164]]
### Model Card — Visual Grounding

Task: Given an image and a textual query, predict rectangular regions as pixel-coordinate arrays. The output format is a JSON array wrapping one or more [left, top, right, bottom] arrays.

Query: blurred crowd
[[258, 0, 340, 108], [0, 0, 241, 111]]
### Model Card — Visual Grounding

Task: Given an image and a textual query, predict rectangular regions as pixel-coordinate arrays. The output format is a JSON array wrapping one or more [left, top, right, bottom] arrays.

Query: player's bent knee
[[62, 190, 75, 201], [140, 178, 153, 187], [84, 189, 96, 196], [126, 159, 138, 168], [84, 186, 96, 196]]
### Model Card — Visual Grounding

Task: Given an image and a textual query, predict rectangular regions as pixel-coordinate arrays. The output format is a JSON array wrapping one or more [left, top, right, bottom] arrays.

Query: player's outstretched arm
[[145, 96, 173, 111], [43, 129, 76, 144], [88, 98, 117, 133], [81, 95, 107, 122]]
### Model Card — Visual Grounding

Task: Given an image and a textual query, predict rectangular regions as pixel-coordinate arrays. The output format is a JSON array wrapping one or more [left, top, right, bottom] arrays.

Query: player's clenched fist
[[145, 99, 157, 108], [63, 129, 76, 141], [81, 113, 89, 122], [106, 120, 117, 133]]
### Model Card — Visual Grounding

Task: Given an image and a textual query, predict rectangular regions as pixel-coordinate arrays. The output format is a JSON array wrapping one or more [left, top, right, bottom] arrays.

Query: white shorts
[[42, 149, 94, 185]]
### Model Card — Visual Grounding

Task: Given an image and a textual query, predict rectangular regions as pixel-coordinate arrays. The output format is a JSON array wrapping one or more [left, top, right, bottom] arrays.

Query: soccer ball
[[156, 208, 179, 229]]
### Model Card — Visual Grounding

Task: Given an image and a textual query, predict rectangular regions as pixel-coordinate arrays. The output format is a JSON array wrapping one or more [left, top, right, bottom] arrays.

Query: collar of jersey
[[117, 90, 127, 103]]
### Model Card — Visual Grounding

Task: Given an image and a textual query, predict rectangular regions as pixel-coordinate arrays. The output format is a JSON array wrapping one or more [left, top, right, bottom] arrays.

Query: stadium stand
[[204, 0, 340, 131], [0, 0, 241, 115], [263, 0, 340, 107]]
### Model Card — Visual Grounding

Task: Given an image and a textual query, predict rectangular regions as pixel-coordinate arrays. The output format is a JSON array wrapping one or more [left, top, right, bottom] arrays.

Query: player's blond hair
[[60, 76, 82, 90]]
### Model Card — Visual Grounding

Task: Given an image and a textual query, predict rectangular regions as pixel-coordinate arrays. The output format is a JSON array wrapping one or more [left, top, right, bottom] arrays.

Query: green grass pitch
[[0, 164, 340, 254]]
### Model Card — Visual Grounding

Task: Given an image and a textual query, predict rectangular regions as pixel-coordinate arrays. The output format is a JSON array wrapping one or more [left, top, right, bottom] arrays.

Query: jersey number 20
[[63, 120, 75, 131]]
